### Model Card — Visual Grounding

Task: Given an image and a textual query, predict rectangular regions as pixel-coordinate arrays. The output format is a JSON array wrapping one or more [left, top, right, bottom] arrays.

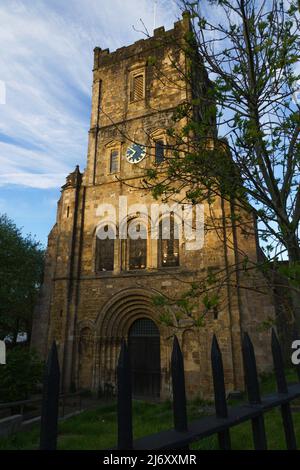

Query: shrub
[[0, 346, 43, 402]]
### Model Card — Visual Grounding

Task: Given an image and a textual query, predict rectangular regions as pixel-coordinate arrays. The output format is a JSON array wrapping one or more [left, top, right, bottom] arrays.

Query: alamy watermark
[[95, 196, 204, 251], [291, 339, 300, 365]]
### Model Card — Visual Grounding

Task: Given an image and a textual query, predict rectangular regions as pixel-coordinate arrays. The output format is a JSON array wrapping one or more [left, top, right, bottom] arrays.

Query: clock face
[[126, 143, 146, 164]]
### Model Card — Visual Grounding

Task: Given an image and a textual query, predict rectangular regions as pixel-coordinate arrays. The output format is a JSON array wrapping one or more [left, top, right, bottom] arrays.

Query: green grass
[[192, 408, 300, 450], [0, 400, 206, 450], [0, 370, 299, 450]]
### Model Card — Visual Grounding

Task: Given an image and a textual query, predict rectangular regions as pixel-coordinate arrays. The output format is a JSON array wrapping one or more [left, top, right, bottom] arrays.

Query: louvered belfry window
[[132, 74, 144, 101]]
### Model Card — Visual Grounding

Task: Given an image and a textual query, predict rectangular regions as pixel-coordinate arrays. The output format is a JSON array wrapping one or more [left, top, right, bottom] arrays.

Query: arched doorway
[[128, 318, 161, 398]]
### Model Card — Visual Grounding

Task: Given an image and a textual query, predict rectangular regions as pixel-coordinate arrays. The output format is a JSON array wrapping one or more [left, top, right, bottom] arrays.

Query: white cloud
[[0, 172, 66, 189], [0, 0, 179, 188]]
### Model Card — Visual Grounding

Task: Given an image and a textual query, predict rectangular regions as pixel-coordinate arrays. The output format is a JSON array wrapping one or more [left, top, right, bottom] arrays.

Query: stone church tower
[[32, 14, 276, 399]]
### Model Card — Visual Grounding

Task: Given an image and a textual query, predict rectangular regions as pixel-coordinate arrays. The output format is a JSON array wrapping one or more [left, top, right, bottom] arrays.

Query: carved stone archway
[[94, 288, 170, 398]]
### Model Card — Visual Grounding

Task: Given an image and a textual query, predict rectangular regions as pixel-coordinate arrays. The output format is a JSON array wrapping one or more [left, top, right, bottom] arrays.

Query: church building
[[31, 14, 276, 399]]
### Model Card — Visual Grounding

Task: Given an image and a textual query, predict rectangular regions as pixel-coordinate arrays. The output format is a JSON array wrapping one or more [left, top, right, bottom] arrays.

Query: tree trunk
[[286, 234, 300, 262], [286, 239, 300, 335]]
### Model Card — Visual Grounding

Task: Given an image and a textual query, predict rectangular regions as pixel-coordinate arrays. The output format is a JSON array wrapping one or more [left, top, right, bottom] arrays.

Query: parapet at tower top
[[93, 11, 192, 70]]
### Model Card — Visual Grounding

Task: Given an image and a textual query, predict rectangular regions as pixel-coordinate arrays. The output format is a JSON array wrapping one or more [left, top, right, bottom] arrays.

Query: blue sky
[[0, 0, 179, 247]]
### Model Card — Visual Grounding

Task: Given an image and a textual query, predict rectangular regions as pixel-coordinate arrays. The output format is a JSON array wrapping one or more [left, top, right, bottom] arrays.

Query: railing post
[[242, 332, 267, 450], [171, 336, 187, 432], [271, 328, 297, 449], [117, 338, 133, 449], [40, 341, 60, 450], [211, 335, 231, 449]]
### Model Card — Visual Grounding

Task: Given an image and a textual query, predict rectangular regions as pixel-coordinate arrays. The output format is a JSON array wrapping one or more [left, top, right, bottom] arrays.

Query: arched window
[[128, 234, 147, 270], [158, 214, 179, 267], [96, 225, 114, 272], [121, 219, 147, 270]]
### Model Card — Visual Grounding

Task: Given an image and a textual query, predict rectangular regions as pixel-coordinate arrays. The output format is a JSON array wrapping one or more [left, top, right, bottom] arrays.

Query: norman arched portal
[[128, 318, 161, 397], [94, 288, 169, 398]]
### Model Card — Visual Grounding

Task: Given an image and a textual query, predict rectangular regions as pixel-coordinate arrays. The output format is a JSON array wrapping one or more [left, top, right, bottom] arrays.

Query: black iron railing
[[39, 329, 300, 450]]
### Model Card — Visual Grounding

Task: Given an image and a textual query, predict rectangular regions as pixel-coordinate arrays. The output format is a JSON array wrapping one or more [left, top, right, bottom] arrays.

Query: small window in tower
[[155, 140, 165, 164], [131, 74, 144, 102], [110, 149, 119, 173]]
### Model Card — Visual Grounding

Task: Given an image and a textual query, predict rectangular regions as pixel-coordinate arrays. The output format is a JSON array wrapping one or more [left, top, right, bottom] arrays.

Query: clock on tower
[[126, 143, 146, 164]]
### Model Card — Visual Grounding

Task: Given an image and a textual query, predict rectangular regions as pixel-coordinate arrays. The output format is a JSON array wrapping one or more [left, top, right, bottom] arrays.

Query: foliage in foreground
[[0, 346, 43, 402], [0, 370, 299, 450], [0, 214, 44, 344]]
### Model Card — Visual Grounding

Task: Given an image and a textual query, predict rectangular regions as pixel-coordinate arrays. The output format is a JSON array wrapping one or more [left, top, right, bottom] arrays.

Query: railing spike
[[211, 334, 231, 449], [242, 332, 267, 450], [271, 328, 288, 393], [242, 332, 261, 404], [171, 335, 187, 432], [271, 328, 297, 449], [117, 338, 133, 450], [211, 335, 227, 418]]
